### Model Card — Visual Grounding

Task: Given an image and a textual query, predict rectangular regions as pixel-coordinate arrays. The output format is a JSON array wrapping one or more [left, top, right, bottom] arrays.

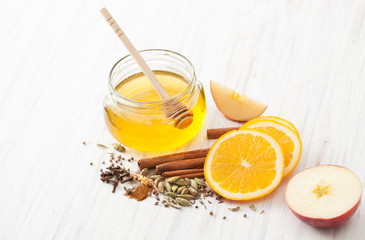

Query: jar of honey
[[104, 49, 206, 152]]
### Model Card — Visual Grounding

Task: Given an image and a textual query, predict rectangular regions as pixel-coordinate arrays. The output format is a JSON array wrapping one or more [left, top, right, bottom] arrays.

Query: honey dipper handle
[[100, 8, 170, 99]]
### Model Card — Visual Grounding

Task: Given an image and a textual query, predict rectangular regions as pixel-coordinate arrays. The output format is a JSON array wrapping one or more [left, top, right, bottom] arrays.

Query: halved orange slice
[[240, 117, 302, 177], [204, 129, 284, 200]]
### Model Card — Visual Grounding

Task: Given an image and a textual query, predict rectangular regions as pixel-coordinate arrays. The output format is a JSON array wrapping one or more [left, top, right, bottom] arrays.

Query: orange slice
[[240, 117, 302, 177], [204, 129, 284, 200], [249, 116, 299, 134]]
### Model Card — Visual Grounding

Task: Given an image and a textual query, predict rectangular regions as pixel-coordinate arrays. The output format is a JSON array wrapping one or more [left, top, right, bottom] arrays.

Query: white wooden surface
[[1, 0, 364, 239]]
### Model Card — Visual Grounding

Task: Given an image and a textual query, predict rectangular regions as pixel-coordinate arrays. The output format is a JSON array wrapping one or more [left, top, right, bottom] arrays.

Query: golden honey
[[104, 50, 206, 152]]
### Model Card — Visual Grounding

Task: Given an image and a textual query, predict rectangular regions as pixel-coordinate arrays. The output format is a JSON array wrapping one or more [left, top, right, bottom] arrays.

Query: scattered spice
[[90, 162, 93, 166], [126, 184, 151, 201], [228, 206, 240, 212], [243, 214, 247, 218], [209, 211, 214, 216], [154, 202, 159, 206], [112, 143, 126, 152], [223, 216, 226, 220], [260, 210, 264, 214], [207, 200, 212, 204], [195, 206, 198, 209], [249, 204, 256, 211]]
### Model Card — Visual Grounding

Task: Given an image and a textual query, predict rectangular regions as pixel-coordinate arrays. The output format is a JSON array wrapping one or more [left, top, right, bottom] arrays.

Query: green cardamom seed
[[194, 178, 206, 186], [158, 182, 165, 193], [228, 206, 240, 212], [140, 168, 148, 176], [166, 176, 180, 183], [164, 196, 180, 209], [149, 175, 161, 180], [177, 186, 185, 194], [172, 185, 178, 192], [181, 188, 189, 195], [154, 177, 161, 186], [175, 179, 189, 186], [190, 180, 198, 190], [165, 181, 172, 192], [164, 192, 176, 199], [176, 194, 195, 200], [188, 187, 198, 196], [175, 197, 192, 206], [184, 178, 191, 185]]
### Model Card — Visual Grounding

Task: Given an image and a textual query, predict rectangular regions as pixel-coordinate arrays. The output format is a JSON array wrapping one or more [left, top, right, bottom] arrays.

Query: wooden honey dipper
[[100, 8, 193, 129]]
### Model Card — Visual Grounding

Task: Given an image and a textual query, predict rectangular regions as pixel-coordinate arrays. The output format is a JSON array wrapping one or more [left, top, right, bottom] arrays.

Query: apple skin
[[210, 81, 267, 122], [287, 197, 361, 228], [285, 165, 362, 228]]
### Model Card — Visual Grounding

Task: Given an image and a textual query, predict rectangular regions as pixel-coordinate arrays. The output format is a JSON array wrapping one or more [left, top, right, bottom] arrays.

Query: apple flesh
[[210, 81, 267, 121], [285, 165, 362, 228]]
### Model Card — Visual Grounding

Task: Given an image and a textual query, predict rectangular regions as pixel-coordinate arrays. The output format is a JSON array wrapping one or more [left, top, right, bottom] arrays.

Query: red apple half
[[285, 165, 362, 228], [210, 81, 267, 121]]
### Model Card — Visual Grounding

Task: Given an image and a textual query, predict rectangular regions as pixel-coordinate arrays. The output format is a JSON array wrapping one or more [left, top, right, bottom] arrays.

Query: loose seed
[[175, 197, 192, 206], [209, 211, 213, 216], [175, 179, 189, 186], [228, 206, 240, 212], [223, 216, 226, 220], [260, 210, 264, 214], [140, 168, 148, 176], [112, 143, 126, 152], [208, 200, 212, 204], [164, 204, 169, 208], [158, 182, 165, 193], [166, 176, 180, 183], [154, 202, 159, 206], [194, 178, 206, 186], [243, 214, 247, 218], [249, 204, 256, 211]]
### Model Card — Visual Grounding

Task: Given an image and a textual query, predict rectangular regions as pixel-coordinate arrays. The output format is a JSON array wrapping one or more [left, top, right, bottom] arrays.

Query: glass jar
[[103, 49, 206, 152]]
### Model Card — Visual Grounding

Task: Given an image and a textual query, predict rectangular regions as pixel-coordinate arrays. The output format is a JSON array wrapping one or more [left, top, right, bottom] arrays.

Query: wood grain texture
[[0, 0, 364, 239]]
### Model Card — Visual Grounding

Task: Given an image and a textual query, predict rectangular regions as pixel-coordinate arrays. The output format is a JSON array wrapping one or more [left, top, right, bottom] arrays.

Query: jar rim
[[108, 49, 196, 107]]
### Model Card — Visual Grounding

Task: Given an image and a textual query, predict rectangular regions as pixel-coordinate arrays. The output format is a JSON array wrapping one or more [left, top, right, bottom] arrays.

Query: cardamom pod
[[190, 179, 198, 190], [249, 204, 256, 211], [140, 168, 148, 176], [181, 188, 189, 195], [194, 178, 206, 186], [166, 176, 180, 183], [164, 192, 176, 199], [177, 186, 185, 194], [188, 187, 198, 196], [154, 177, 161, 186], [175, 197, 192, 206], [149, 175, 161, 181], [171, 185, 178, 192], [165, 181, 172, 192], [176, 194, 195, 200], [164, 196, 180, 209], [184, 178, 191, 185], [112, 143, 126, 152], [175, 179, 189, 186], [228, 206, 240, 212], [158, 182, 165, 193]]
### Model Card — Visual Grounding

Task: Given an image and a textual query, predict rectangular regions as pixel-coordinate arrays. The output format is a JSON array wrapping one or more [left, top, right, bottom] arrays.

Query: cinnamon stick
[[156, 157, 205, 174], [138, 148, 209, 169], [176, 172, 204, 179], [207, 127, 239, 139], [162, 168, 204, 178]]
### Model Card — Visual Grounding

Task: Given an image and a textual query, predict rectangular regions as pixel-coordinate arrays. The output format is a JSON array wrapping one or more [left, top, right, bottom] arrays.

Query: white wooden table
[[1, 0, 364, 239]]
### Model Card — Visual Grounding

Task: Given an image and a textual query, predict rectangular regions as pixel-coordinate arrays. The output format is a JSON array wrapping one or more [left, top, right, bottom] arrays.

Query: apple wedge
[[285, 165, 362, 228], [210, 81, 267, 121]]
